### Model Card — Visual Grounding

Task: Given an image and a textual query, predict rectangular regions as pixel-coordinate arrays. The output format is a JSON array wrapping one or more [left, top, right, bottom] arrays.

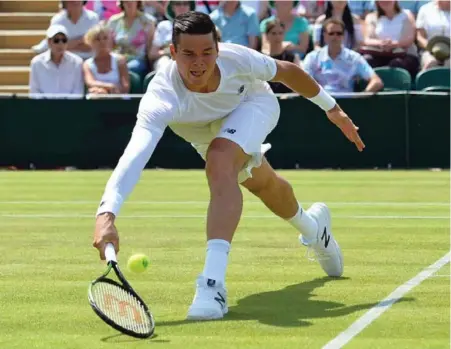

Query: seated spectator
[[303, 18, 383, 93], [260, 1, 310, 58], [83, 24, 130, 95], [362, 1, 419, 78], [296, 1, 326, 23], [210, 1, 260, 49], [32, 1, 99, 60], [314, 0, 363, 50], [143, 0, 169, 22], [347, 0, 375, 19], [195, 0, 220, 14], [107, 0, 156, 76], [150, 1, 195, 72], [265, 18, 300, 93], [416, 0, 450, 70], [85, 0, 121, 21], [30, 25, 84, 98]]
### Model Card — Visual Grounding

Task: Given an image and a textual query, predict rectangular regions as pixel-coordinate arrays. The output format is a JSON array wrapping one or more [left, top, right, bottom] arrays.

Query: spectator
[[296, 0, 326, 23], [196, 0, 220, 14], [265, 18, 300, 93], [107, 0, 156, 76], [362, 1, 419, 78], [150, 1, 195, 72], [85, 0, 121, 21], [244, 0, 270, 21], [347, 0, 375, 19], [32, 1, 99, 60], [416, 0, 450, 70], [30, 25, 84, 98], [303, 18, 383, 93], [314, 0, 363, 50], [143, 1, 169, 22], [260, 1, 310, 58], [210, 1, 260, 49], [83, 24, 130, 95]]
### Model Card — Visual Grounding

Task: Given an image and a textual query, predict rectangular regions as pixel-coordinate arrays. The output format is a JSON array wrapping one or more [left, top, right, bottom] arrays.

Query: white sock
[[202, 239, 230, 286], [287, 203, 318, 242]]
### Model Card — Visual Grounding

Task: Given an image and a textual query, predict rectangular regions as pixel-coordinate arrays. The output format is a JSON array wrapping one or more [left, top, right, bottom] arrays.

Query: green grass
[[0, 170, 449, 349]]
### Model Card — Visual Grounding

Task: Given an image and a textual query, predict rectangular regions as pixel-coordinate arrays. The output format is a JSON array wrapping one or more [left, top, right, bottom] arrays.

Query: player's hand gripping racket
[[88, 243, 155, 338]]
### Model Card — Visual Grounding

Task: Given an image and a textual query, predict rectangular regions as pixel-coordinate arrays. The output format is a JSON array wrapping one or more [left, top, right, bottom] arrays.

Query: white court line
[[0, 201, 448, 207], [322, 252, 451, 349], [0, 214, 449, 219]]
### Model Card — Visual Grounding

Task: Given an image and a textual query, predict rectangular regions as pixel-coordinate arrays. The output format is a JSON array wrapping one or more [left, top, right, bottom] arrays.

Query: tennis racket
[[88, 243, 155, 338]]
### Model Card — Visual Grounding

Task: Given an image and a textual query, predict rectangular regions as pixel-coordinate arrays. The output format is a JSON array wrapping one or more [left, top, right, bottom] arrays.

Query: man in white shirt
[[93, 11, 365, 321], [32, 1, 99, 60], [29, 25, 84, 98]]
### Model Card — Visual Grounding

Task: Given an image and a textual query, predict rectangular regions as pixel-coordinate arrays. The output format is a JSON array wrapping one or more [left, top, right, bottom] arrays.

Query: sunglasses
[[52, 37, 68, 44], [326, 31, 344, 36]]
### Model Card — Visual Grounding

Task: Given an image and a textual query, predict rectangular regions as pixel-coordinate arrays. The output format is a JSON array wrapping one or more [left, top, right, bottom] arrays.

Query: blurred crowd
[[29, 0, 450, 97]]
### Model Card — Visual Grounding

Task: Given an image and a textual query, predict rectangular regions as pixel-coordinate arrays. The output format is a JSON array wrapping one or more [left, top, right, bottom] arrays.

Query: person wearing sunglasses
[[303, 18, 383, 94], [30, 25, 85, 99]]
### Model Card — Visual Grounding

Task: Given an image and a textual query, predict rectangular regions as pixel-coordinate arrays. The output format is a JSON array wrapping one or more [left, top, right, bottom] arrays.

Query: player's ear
[[169, 44, 176, 60]]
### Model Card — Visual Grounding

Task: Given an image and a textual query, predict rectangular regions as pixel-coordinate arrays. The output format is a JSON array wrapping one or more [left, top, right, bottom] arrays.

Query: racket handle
[[105, 243, 117, 263]]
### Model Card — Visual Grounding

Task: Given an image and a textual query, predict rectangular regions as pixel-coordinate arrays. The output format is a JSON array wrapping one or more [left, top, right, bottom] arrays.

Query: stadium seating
[[129, 71, 143, 94], [373, 67, 412, 91], [415, 67, 451, 92]]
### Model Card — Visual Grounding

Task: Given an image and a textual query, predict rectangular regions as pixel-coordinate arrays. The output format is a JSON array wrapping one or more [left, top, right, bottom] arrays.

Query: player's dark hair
[[172, 11, 219, 49]]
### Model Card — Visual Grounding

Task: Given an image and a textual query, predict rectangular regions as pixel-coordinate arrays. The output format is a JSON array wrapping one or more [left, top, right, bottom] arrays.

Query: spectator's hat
[[427, 35, 450, 62], [46, 24, 69, 39], [269, 1, 299, 8], [166, 1, 196, 21]]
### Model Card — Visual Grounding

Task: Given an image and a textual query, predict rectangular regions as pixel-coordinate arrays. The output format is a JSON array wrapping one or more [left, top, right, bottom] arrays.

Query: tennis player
[[93, 11, 365, 321]]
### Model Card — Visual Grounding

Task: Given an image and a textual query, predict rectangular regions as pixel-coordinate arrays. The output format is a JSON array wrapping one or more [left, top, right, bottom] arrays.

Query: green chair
[[143, 71, 157, 92], [128, 71, 143, 94], [373, 67, 412, 91], [415, 67, 450, 91]]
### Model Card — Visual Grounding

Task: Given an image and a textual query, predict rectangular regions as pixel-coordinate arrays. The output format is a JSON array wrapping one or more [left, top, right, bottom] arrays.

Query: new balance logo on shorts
[[224, 128, 236, 134]]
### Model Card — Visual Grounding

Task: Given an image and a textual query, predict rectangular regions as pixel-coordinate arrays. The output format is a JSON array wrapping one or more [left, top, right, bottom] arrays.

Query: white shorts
[[169, 91, 280, 183]]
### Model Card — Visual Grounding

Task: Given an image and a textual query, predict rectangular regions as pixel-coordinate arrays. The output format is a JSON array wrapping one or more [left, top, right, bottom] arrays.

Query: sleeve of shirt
[[312, 23, 322, 44], [29, 60, 40, 94], [260, 18, 268, 34], [416, 6, 426, 29], [245, 46, 277, 81], [153, 23, 165, 47], [72, 59, 85, 96], [247, 11, 260, 37], [355, 54, 375, 80], [354, 22, 364, 43], [297, 16, 310, 33], [96, 91, 175, 217]]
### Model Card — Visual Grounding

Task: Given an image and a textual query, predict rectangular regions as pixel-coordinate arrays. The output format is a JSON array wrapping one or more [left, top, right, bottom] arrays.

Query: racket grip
[[105, 243, 117, 263]]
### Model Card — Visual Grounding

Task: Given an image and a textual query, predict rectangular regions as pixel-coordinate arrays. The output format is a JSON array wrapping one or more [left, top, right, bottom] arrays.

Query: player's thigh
[[206, 137, 251, 177]]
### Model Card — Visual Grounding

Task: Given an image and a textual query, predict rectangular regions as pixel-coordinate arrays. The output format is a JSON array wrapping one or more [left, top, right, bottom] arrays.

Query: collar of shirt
[[44, 50, 68, 64], [318, 45, 348, 63]]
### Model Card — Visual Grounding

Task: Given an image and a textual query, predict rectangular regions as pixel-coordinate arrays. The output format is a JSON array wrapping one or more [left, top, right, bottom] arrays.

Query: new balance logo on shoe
[[321, 227, 330, 248], [214, 292, 226, 309]]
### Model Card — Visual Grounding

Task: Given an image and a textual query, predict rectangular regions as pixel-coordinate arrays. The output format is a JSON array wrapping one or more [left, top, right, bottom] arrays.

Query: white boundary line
[[0, 201, 448, 206], [322, 252, 451, 349], [0, 214, 449, 219]]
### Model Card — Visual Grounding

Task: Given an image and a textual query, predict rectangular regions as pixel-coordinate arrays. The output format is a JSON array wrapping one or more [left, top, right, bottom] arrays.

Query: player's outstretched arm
[[271, 60, 365, 152], [93, 122, 165, 260]]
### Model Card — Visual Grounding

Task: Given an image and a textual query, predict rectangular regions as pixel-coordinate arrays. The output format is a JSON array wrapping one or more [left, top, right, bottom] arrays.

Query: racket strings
[[91, 281, 152, 334]]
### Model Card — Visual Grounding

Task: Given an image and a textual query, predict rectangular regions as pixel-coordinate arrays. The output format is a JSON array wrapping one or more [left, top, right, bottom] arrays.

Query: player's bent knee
[[205, 138, 250, 183]]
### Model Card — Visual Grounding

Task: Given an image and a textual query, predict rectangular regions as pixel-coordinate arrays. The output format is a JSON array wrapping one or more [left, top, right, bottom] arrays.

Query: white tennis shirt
[[97, 43, 278, 217]]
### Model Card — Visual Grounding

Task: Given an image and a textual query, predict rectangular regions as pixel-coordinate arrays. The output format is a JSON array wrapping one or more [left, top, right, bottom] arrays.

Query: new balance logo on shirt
[[224, 128, 236, 134]]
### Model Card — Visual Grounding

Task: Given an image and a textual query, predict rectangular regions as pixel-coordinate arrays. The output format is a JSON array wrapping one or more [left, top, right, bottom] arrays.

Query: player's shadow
[[157, 276, 414, 328], [101, 333, 170, 344]]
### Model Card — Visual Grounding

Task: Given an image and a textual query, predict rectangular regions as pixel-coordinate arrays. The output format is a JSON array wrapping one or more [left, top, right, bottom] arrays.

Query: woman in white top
[[416, 0, 450, 70], [83, 23, 130, 95], [314, 0, 363, 51], [363, 1, 419, 78]]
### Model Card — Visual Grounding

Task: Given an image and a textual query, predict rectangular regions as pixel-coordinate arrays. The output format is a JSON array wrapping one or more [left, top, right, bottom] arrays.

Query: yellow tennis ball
[[127, 254, 150, 273]]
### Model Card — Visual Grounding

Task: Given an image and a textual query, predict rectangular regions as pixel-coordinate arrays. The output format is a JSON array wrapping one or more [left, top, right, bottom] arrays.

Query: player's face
[[170, 33, 218, 90]]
